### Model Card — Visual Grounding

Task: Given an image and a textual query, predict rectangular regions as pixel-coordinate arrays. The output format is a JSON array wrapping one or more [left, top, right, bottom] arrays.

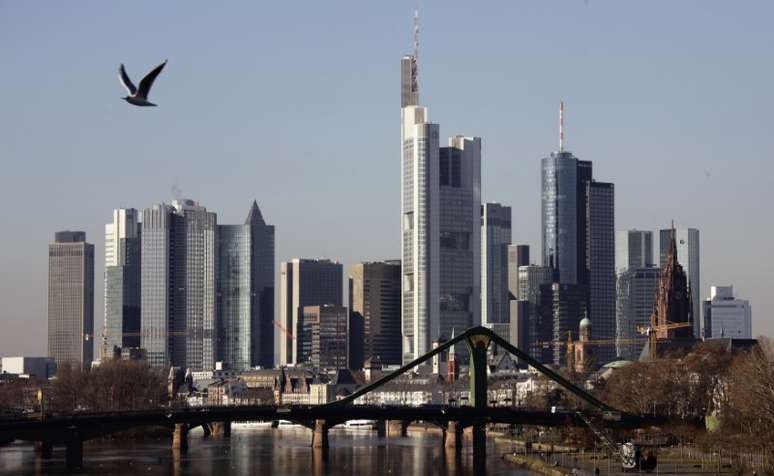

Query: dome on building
[[579, 317, 591, 329]]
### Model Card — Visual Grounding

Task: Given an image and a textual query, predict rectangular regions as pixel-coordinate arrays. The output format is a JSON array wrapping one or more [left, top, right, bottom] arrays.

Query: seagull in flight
[[118, 60, 167, 107]]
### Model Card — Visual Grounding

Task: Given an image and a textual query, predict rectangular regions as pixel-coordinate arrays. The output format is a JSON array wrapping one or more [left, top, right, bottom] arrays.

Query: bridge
[[0, 326, 685, 472]]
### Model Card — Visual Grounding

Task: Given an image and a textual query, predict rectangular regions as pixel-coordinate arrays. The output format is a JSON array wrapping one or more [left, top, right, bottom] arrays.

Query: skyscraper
[[140, 199, 217, 371], [216, 201, 275, 370], [400, 11, 481, 364], [616, 266, 659, 360], [541, 103, 616, 365], [279, 259, 343, 365], [103, 209, 141, 359], [481, 203, 512, 338], [48, 231, 94, 367], [439, 136, 482, 348], [515, 265, 554, 363], [349, 261, 402, 368], [659, 227, 700, 337], [616, 230, 653, 274], [586, 182, 615, 363], [703, 286, 752, 340], [508, 245, 530, 301]]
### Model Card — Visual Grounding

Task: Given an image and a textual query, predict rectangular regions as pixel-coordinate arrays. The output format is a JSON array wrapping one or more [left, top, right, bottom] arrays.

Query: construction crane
[[273, 320, 295, 340], [637, 321, 692, 360]]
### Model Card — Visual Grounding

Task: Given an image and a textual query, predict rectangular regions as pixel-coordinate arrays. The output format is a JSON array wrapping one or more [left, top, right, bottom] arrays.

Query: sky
[[0, 1, 772, 357]]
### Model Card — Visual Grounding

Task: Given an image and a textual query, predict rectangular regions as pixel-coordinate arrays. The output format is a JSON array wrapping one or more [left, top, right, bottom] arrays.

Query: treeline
[[598, 338, 774, 455], [48, 360, 166, 412]]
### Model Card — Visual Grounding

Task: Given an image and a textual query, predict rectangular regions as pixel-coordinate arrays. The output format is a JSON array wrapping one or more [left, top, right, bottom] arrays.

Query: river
[[0, 425, 534, 475]]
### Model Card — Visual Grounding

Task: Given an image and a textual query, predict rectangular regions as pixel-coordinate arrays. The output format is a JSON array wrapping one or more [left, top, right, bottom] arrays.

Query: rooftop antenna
[[559, 100, 565, 152], [413, 0, 420, 101]]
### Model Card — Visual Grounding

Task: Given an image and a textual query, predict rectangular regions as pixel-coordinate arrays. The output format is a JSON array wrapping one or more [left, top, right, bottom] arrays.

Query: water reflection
[[0, 427, 533, 476]]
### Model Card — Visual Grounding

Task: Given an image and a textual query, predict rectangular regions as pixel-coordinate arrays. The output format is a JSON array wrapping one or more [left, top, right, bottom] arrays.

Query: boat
[[344, 419, 378, 430]]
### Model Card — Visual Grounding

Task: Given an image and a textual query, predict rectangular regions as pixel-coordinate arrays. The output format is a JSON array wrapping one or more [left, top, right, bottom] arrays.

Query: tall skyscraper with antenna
[[400, 5, 481, 364], [541, 102, 616, 365]]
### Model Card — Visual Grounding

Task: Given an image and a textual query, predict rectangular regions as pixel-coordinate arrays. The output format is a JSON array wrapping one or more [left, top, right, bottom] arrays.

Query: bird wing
[[137, 60, 167, 99], [118, 64, 137, 95]]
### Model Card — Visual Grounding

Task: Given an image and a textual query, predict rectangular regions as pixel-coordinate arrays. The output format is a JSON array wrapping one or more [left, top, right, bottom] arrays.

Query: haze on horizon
[[0, 1, 772, 357]]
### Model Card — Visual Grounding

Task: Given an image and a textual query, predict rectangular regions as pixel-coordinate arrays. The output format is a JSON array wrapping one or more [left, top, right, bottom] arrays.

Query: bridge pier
[[388, 419, 409, 438], [444, 421, 463, 451], [311, 419, 329, 449], [34, 441, 53, 459], [472, 423, 486, 475], [172, 423, 189, 452], [65, 438, 83, 471], [211, 421, 231, 438], [201, 422, 212, 438]]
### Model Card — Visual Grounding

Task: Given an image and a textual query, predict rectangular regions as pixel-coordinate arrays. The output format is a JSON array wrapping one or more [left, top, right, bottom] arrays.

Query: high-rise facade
[[439, 136, 482, 349], [515, 265, 554, 363], [615, 266, 659, 360], [481, 203, 512, 337], [616, 230, 653, 274], [216, 201, 275, 370], [104, 209, 141, 358], [586, 182, 615, 363], [140, 200, 217, 370], [48, 231, 94, 367], [659, 228, 700, 337], [279, 259, 343, 365], [541, 104, 616, 366], [551, 282, 587, 366], [508, 245, 530, 301], [399, 18, 481, 364], [349, 261, 402, 368], [301, 305, 349, 370], [703, 286, 752, 339]]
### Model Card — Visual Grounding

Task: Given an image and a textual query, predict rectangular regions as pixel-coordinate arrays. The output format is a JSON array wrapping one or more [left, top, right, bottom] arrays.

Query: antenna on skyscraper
[[559, 100, 565, 152], [413, 0, 420, 101]]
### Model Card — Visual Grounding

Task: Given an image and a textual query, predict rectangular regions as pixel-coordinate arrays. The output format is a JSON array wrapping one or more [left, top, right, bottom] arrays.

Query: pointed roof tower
[[245, 200, 266, 226]]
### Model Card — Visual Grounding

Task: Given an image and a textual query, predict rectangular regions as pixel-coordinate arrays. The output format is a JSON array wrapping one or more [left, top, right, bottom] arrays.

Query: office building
[[279, 259, 343, 365], [703, 286, 752, 339], [659, 227, 700, 337], [508, 245, 530, 301], [217, 201, 275, 371], [615, 266, 659, 360], [515, 265, 554, 363], [48, 231, 94, 368], [616, 230, 653, 274], [481, 203, 512, 337], [140, 200, 217, 371], [0, 357, 56, 379], [301, 305, 349, 370], [586, 182, 615, 364], [551, 282, 587, 367], [400, 17, 481, 364], [349, 261, 401, 368], [103, 209, 141, 359]]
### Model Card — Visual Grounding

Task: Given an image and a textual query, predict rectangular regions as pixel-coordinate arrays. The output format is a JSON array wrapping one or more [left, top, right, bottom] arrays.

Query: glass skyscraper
[[587, 182, 615, 363], [616, 266, 659, 360], [217, 201, 275, 370], [140, 200, 217, 371], [481, 202, 512, 335], [104, 209, 141, 358]]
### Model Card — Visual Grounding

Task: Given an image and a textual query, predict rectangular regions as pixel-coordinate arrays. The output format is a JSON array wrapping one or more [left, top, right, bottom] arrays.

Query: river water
[[0, 425, 534, 475]]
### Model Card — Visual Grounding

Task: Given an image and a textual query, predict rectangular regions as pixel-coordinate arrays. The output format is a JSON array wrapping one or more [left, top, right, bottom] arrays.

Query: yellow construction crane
[[637, 321, 692, 359]]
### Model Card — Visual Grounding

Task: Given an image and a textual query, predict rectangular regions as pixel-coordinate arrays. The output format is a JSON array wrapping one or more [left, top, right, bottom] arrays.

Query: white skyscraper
[[660, 228, 700, 337], [401, 103, 440, 364], [703, 286, 752, 339]]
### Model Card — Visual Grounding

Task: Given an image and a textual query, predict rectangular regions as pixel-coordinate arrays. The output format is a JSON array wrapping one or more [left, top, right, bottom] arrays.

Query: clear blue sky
[[1, 1, 772, 356]]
